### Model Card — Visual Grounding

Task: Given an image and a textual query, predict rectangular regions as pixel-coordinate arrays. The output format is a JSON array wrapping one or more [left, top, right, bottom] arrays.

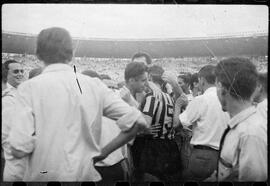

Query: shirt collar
[[228, 106, 257, 129], [7, 82, 15, 89], [42, 63, 73, 74], [203, 86, 216, 95]]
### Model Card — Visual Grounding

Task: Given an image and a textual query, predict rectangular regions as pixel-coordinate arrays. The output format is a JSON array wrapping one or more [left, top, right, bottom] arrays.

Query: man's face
[[7, 63, 25, 88], [133, 57, 148, 66], [178, 77, 185, 87], [130, 72, 148, 93], [216, 80, 228, 112]]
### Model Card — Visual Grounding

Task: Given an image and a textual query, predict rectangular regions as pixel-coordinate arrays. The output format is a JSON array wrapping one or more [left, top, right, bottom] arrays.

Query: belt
[[193, 145, 218, 151]]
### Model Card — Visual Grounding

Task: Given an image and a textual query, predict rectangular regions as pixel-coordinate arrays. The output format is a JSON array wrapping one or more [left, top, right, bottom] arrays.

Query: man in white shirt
[[7, 27, 148, 182], [206, 57, 267, 181], [179, 65, 229, 181], [252, 72, 267, 121], [2, 61, 26, 181]]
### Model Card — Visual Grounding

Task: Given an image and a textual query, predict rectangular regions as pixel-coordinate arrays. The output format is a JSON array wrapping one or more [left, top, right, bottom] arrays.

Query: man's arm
[[8, 84, 36, 158]]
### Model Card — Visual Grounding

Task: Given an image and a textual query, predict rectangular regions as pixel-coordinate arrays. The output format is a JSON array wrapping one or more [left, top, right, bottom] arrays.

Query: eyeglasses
[[12, 69, 24, 74]]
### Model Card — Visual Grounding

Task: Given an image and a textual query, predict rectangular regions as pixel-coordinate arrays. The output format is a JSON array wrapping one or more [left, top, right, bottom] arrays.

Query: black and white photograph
[[1, 4, 268, 183]]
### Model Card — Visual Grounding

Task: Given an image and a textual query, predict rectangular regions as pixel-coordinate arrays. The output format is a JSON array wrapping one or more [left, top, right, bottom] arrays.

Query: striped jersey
[[140, 89, 175, 140]]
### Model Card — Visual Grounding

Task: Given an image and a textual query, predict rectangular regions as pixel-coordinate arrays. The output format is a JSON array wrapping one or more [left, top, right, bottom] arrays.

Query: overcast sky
[[2, 4, 268, 39]]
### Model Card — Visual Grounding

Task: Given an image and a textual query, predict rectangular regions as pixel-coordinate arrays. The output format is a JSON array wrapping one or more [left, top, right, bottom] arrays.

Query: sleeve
[[2, 94, 16, 149], [7, 83, 36, 154], [101, 81, 142, 132], [179, 97, 204, 127], [238, 135, 267, 181]]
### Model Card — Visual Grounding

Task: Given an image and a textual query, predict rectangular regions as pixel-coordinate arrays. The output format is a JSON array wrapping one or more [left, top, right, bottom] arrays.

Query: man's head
[[189, 73, 200, 97], [198, 65, 216, 92], [3, 60, 25, 88], [148, 65, 165, 86], [215, 57, 258, 112], [178, 74, 191, 94], [131, 52, 152, 66], [124, 62, 148, 93], [36, 27, 73, 65], [253, 72, 268, 103]]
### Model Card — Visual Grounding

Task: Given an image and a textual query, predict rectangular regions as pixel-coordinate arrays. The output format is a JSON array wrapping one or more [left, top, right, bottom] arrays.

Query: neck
[[202, 84, 214, 93], [126, 84, 136, 97], [228, 98, 253, 118], [2, 83, 7, 91]]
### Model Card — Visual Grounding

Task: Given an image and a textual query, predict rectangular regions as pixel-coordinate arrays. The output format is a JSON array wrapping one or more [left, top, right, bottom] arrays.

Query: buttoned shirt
[[179, 87, 229, 150], [2, 88, 27, 181], [7, 63, 141, 181], [218, 106, 267, 181], [256, 98, 267, 121]]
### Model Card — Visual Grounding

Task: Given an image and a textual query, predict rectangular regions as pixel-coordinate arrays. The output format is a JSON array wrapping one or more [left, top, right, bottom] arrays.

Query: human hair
[[2, 60, 20, 82], [189, 73, 199, 90], [29, 67, 43, 79], [124, 62, 148, 82], [178, 73, 191, 84], [198, 65, 216, 85], [82, 70, 101, 79], [215, 57, 258, 101], [131, 52, 152, 65], [36, 27, 73, 64], [148, 65, 165, 86], [257, 72, 267, 94]]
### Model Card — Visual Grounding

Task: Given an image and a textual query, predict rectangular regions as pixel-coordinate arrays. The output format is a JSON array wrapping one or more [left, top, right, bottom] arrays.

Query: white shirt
[[218, 106, 267, 181], [2, 88, 27, 181], [256, 98, 267, 121], [7, 64, 141, 181], [179, 87, 229, 150], [95, 117, 125, 167]]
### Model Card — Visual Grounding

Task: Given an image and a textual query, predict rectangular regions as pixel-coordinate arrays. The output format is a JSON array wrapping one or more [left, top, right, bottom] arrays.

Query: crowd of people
[[1, 27, 268, 183]]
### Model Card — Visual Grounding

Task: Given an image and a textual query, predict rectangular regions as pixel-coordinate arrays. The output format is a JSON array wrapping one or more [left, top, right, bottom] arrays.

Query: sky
[[2, 4, 268, 39]]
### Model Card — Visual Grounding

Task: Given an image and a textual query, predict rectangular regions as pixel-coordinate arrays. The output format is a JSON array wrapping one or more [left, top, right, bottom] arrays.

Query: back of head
[[2, 60, 20, 83], [124, 62, 148, 82], [215, 57, 258, 101], [36, 27, 73, 64], [29, 67, 43, 79], [148, 65, 164, 85], [82, 70, 101, 79], [198, 65, 216, 85], [131, 52, 152, 65]]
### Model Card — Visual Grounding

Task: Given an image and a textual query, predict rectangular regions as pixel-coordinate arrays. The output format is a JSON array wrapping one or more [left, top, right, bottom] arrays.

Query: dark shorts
[[131, 136, 182, 181]]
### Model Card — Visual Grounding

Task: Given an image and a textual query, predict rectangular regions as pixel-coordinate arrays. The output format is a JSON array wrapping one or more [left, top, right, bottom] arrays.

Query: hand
[[120, 88, 132, 103], [92, 153, 108, 164], [204, 170, 217, 182], [161, 71, 178, 85]]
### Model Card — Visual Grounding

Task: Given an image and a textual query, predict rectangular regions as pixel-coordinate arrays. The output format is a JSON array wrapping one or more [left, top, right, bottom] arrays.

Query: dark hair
[[148, 65, 165, 85], [36, 27, 73, 64], [198, 65, 216, 85], [82, 70, 101, 79], [178, 73, 191, 84], [257, 72, 268, 94], [100, 74, 111, 80], [131, 52, 152, 65], [29, 67, 43, 79], [215, 57, 258, 100], [2, 60, 20, 83], [189, 73, 199, 90], [124, 62, 148, 81]]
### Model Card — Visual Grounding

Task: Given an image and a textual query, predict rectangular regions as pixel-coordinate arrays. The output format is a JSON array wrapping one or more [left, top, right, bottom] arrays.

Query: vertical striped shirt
[[140, 89, 175, 140]]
